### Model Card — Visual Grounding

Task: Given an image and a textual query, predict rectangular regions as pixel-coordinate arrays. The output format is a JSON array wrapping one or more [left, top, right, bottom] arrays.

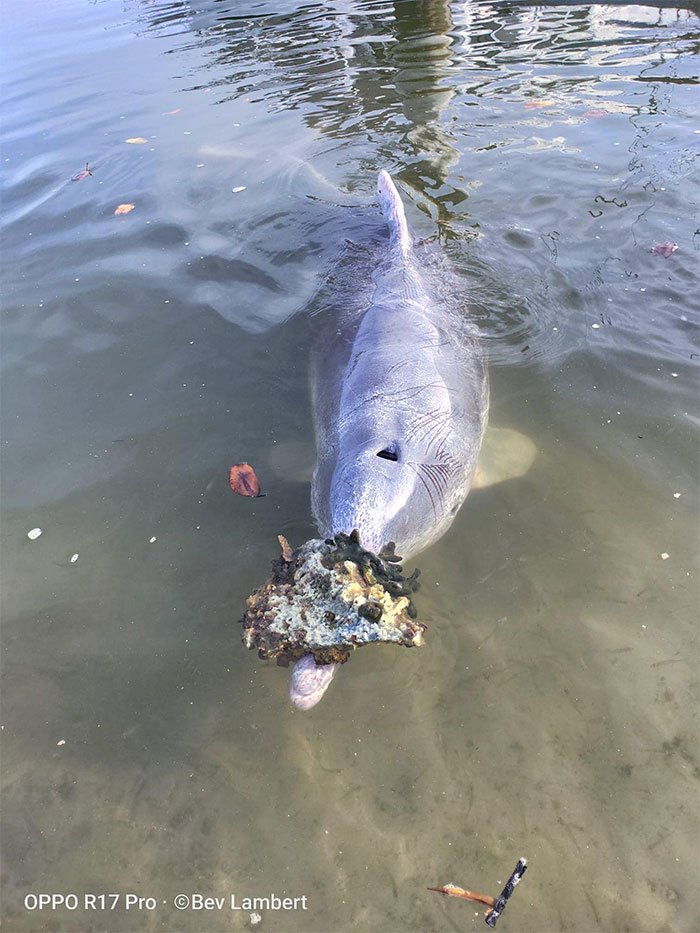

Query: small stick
[[427, 884, 495, 908], [429, 857, 527, 928]]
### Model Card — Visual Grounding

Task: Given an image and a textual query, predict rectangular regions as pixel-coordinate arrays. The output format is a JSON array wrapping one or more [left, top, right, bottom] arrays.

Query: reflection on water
[[1, 1, 698, 931]]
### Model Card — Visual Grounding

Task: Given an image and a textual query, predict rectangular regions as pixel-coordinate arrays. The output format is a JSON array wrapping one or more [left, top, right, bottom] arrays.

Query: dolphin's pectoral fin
[[472, 427, 537, 489]]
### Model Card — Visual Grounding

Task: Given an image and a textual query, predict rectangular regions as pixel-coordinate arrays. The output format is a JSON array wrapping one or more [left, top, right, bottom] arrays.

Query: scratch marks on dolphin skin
[[382, 357, 413, 379], [406, 458, 461, 522], [367, 380, 452, 406], [406, 461, 439, 521], [418, 462, 451, 498], [339, 380, 453, 426], [411, 407, 453, 451]]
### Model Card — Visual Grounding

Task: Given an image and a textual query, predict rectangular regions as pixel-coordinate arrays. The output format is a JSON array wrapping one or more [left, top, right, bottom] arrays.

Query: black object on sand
[[484, 857, 528, 927]]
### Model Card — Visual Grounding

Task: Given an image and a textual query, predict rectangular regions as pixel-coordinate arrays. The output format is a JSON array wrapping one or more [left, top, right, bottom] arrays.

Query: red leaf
[[229, 463, 263, 497]]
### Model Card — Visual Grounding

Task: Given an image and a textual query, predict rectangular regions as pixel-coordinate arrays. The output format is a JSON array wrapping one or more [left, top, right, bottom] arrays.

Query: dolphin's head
[[328, 436, 453, 558]]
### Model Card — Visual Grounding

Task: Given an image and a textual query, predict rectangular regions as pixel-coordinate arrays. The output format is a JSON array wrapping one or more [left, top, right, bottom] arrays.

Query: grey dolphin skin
[[290, 170, 489, 710]]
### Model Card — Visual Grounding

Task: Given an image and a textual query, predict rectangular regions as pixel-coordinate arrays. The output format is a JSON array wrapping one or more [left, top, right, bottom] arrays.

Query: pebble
[[27, 528, 42, 540]]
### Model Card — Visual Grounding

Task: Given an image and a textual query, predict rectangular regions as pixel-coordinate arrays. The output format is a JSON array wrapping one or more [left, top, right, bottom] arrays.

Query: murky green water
[[2, 2, 698, 931]]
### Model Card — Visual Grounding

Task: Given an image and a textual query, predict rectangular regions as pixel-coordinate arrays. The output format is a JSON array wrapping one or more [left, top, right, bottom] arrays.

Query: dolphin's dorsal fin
[[377, 170, 411, 256]]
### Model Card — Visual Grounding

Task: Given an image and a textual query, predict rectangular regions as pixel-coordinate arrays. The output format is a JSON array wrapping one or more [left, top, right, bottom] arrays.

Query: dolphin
[[290, 170, 489, 710]]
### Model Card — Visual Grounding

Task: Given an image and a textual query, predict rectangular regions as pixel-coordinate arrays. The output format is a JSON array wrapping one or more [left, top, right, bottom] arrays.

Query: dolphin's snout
[[290, 655, 339, 710]]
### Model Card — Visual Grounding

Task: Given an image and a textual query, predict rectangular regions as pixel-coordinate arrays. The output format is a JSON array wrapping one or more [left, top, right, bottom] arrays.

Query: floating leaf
[[125, 137, 148, 144], [651, 241, 678, 258], [229, 463, 263, 498], [71, 162, 93, 181], [114, 203, 135, 215], [524, 100, 554, 109]]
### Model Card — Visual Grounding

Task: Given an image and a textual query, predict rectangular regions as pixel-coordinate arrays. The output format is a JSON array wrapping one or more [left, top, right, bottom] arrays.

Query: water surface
[[2, 2, 699, 931]]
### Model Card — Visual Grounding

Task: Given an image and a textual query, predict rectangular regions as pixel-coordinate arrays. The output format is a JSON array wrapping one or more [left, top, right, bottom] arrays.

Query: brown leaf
[[114, 203, 135, 215], [125, 137, 148, 144], [229, 463, 263, 498]]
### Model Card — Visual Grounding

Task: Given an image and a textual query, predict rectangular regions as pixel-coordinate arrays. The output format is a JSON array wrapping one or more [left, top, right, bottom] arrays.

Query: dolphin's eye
[[376, 444, 399, 462]]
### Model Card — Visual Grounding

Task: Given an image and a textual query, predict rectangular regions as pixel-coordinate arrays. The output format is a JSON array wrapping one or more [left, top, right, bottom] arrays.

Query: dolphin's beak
[[289, 655, 340, 710]]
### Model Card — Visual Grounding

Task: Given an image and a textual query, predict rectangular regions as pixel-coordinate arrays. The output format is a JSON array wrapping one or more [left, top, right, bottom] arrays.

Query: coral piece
[[242, 531, 424, 667]]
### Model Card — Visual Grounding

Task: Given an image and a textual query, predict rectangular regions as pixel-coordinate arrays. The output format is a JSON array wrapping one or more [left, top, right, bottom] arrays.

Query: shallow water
[[1, 2, 699, 931]]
